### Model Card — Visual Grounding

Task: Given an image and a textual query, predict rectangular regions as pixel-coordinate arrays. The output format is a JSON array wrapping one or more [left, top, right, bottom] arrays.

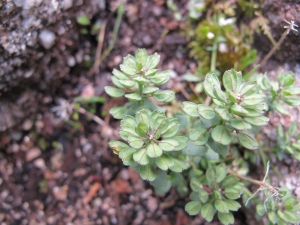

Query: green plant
[[102, 49, 300, 225]]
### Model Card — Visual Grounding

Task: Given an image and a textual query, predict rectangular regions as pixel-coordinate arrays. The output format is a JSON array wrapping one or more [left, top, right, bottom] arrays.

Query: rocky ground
[[0, 0, 300, 224]]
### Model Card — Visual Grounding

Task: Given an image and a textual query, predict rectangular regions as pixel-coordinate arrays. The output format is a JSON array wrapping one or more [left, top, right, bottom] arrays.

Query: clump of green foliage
[[105, 49, 300, 225]]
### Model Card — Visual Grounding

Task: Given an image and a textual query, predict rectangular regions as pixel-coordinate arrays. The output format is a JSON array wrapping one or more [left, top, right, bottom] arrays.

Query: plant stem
[[260, 31, 288, 67], [138, 83, 144, 106], [210, 32, 219, 72]]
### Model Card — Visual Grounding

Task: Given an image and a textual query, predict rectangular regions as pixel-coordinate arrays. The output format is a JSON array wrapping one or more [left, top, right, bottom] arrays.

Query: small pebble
[[39, 30, 56, 49]]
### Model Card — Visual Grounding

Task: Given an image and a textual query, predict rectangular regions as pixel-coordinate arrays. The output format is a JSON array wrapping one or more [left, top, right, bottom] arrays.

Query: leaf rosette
[[109, 109, 188, 181]]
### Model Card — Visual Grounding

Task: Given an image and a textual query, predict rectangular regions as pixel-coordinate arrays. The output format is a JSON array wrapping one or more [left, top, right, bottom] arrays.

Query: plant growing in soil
[[105, 49, 300, 224]]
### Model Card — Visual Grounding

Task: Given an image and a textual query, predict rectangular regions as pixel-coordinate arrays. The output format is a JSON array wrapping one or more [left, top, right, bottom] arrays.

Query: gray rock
[[39, 30, 56, 49]]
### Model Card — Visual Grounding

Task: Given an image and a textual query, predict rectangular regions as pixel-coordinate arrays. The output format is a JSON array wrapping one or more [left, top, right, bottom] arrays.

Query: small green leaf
[[149, 70, 170, 85], [282, 87, 300, 95], [225, 199, 241, 211], [108, 140, 129, 154], [282, 72, 295, 87], [128, 136, 144, 148], [121, 115, 136, 128], [135, 48, 148, 65], [185, 201, 201, 216], [133, 148, 150, 165], [170, 158, 187, 172], [189, 128, 209, 145], [112, 69, 128, 79], [190, 177, 202, 192], [273, 101, 289, 115], [256, 203, 266, 217], [268, 211, 278, 224], [153, 90, 175, 102], [135, 122, 148, 137], [161, 119, 180, 138], [229, 119, 252, 130], [282, 96, 300, 106], [158, 139, 179, 151], [203, 73, 221, 98], [147, 143, 163, 158], [105, 86, 125, 98], [241, 94, 265, 106], [243, 116, 269, 126], [221, 175, 239, 188], [277, 210, 300, 224], [109, 106, 127, 119], [201, 203, 216, 222], [215, 106, 230, 121], [211, 125, 231, 145], [185, 141, 207, 156], [240, 81, 259, 97], [218, 212, 234, 225], [207, 137, 229, 156], [206, 167, 216, 186], [154, 153, 174, 170], [182, 73, 201, 82], [119, 147, 136, 165], [198, 105, 216, 119], [230, 104, 249, 116], [224, 188, 241, 199], [182, 101, 199, 117], [214, 88, 227, 102], [145, 53, 160, 69], [284, 197, 299, 210], [123, 55, 137, 68], [120, 64, 136, 76], [198, 189, 209, 203], [237, 132, 258, 150], [223, 69, 238, 92], [143, 86, 159, 94], [214, 200, 229, 213], [215, 164, 227, 183], [125, 93, 142, 101], [139, 164, 156, 181], [119, 79, 136, 88], [174, 136, 189, 150], [77, 15, 91, 25], [135, 109, 150, 127]]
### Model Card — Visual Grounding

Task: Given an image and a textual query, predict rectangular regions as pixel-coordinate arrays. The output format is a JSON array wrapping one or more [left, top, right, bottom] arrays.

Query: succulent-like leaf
[[150, 70, 170, 85], [112, 69, 128, 79], [241, 94, 265, 106], [120, 64, 136, 76], [143, 86, 159, 94], [237, 132, 258, 150], [198, 105, 216, 119], [161, 118, 180, 138], [119, 79, 136, 88], [139, 164, 156, 181], [211, 125, 231, 145], [128, 136, 144, 148], [123, 54, 137, 68], [153, 90, 175, 102], [230, 119, 252, 130], [189, 128, 209, 145], [147, 142, 163, 158], [230, 104, 249, 116], [174, 136, 189, 150], [215, 106, 230, 121], [105, 86, 125, 98], [201, 203, 216, 222], [214, 88, 227, 102], [203, 73, 220, 98], [135, 122, 148, 137], [145, 53, 160, 69], [207, 137, 229, 156], [119, 147, 136, 165], [109, 106, 127, 119], [125, 93, 142, 101], [111, 76, 125, 88], [224, 188, 241, 199], [108, 140, 129, 154], [145, 69, 158, 77], [170, 158, 187, 172], [218, 212, 234, 225], [135, 109, 150, 127], [154, 153, 174, 170], [244, 116, 269, 126], [135, 48, 148, 65], [239, 81, 259, 97], [185, 201, 202, 216], [198, 189, 209, 203], [182, 101, 199, 117], [223, 69, 238, 92], [158, 139, 179, 151], [133, 76, 150, 84], [133, 148, 150, 165], [215, 164, 227, 183], [225, 199, 241, 211], [215, 200, 229, 213]]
